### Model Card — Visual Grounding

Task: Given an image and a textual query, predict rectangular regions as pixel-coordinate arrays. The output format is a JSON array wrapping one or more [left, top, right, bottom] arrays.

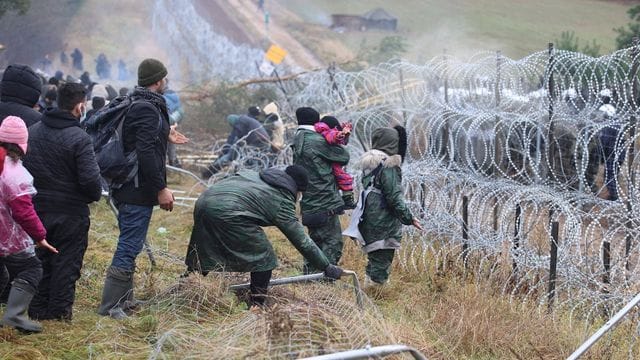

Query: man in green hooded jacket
[[185, 165, 344, 305], [291, 107, 350, 273]]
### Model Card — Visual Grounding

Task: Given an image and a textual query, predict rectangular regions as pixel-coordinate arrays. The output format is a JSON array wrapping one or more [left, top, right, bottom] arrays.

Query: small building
[[331, 8, 398, 32]]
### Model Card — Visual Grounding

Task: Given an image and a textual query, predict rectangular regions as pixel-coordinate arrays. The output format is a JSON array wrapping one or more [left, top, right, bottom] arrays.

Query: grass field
[[0, 172, 636, 359], [275, 0, 632, 61]]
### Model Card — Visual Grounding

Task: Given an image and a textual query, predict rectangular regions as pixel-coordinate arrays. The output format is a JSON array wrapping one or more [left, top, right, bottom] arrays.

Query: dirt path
[[224, 0, 325, 70]]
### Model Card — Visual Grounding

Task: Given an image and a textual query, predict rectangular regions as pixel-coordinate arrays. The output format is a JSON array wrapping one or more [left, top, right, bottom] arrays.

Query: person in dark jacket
[[185, 165, 344, 306], [24, 82, 102, 321], [202, 114, 270, 178], [71, 49, 83, 71], [292, 107, 350, 274], [97, 58, 187, 319], [0, 64, 42, 127]]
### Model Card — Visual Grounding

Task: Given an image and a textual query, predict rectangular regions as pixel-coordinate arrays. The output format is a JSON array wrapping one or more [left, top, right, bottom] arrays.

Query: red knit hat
[[0, 116, 28, 154]]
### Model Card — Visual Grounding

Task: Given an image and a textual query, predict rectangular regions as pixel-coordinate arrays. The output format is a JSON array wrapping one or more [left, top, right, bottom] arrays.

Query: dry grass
[[0, 172, 637, 358]]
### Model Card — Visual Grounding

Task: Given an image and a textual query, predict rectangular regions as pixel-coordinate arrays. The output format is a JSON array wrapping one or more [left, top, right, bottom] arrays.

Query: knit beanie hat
[[138, 58, 167, 87], [247, 106, 261, 118], [285, 165, 309, 192], [320, 115, 341, 130], [296, 107, 319, 126], [0, 116, 28, 154]]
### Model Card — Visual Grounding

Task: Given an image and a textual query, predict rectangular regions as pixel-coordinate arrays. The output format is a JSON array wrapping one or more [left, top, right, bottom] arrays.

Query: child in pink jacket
[[314, 116, 356, 209], [0, 116, 57, 333]]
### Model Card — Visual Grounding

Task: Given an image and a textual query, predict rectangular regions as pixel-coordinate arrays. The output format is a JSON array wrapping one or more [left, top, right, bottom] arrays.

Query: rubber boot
[[1, 279, 42, 333], [97, 266, 133, 319]]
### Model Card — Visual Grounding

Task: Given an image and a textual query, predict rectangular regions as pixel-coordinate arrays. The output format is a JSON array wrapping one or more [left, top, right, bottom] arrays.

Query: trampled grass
[[0, 171, 637, 358]]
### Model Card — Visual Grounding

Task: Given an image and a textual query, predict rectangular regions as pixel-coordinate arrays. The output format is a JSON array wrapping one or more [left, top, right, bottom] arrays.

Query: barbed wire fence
[[140, 14, 640, 352]]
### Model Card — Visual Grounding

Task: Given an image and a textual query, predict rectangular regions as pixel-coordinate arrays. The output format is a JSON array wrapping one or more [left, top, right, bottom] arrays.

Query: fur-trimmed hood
[[358, 149, 402, 171]]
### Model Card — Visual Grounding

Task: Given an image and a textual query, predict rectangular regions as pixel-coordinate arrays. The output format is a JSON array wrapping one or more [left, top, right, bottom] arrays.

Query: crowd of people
[[0, 57, 423, 335]]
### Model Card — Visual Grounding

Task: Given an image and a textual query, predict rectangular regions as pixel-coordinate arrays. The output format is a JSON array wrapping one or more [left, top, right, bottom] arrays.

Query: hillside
[[274, 0, 632, 61]]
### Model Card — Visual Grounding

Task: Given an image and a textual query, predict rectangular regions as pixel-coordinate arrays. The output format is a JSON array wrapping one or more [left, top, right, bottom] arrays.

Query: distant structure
[[331, 8, 398, 32]]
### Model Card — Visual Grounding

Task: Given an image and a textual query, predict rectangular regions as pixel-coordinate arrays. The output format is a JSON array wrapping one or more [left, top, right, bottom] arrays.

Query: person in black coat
[[24, 82, 102, 320], [98, 58, 188, 319], [0, 64, 42, 127]]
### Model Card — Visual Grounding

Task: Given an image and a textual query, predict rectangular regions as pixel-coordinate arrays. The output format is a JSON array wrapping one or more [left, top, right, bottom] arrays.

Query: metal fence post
[[462, 195, 469, 265], [512, 204, 522, 275], [547, 210, 559, 311]]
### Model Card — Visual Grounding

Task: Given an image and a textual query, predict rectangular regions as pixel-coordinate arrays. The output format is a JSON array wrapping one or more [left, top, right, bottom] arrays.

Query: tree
[[0, 0, 30, 18], [555, 30, 601, 57], [614, 5, 640, 49]]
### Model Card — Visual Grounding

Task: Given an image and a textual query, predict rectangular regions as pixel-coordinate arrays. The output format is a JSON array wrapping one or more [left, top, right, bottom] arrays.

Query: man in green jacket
[[291, 107, 350, 273], [185, 165, 344, 306]]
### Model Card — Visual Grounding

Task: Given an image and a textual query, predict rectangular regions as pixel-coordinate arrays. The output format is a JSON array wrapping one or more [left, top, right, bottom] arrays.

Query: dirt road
[[223, 0, 325, 70]]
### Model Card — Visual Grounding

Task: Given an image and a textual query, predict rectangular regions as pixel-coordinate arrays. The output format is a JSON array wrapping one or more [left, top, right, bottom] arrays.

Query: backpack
[[85, 96, 142, 188]]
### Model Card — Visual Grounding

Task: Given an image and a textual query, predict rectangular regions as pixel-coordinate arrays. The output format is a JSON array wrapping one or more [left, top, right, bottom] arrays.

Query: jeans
[[29, 213, 90, 320], [111, 202, 153, 271]]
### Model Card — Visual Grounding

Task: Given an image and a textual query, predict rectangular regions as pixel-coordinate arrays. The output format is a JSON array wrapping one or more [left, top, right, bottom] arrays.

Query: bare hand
[[412, 218, 424, 231], [158, 188, 174, 212], [169, 125, 189, 144], [36, 239, 59, 254]]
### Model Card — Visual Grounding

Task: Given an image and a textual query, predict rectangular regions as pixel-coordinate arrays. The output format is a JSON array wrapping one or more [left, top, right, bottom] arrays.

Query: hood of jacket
[[259, 167, 298, 197], [0, 64, 42, 107], [41, 108, 81, 129], [358, 149, 402, 172]]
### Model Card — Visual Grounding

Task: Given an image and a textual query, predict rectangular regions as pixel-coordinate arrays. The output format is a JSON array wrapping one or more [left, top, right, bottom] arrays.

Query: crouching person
[[0, 116, 58, 333], [184, 165, 344, 306], [352, 126, 422, 287]]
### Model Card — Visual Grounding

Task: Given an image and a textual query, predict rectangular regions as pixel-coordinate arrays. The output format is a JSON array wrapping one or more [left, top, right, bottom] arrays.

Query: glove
[[342, 192, 356, 210], [324, 264, 344, 280]]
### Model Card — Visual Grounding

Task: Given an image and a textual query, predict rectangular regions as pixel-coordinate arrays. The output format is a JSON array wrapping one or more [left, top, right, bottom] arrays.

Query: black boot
[[1, 279, 42, 333], [97, 266, 133, 319]]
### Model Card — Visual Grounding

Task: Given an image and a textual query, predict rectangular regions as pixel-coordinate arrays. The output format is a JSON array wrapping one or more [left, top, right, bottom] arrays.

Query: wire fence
[[133, 37, 640, 356]]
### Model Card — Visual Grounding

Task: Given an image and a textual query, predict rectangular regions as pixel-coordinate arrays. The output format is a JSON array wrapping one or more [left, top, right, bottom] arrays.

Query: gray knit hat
[[138, 58, 167, 87]]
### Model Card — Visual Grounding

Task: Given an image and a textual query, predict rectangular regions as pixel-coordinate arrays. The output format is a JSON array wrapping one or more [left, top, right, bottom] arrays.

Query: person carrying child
[[0, 116, 57, 333], [314, 116, 356, 210]]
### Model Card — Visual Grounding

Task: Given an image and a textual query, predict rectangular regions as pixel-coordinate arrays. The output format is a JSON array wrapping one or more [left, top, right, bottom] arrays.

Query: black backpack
[[85, 96, 142, 188]]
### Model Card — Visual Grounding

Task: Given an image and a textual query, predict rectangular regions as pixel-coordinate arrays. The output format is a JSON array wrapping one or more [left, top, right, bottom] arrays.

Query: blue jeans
[[111, 203, 153, 271]]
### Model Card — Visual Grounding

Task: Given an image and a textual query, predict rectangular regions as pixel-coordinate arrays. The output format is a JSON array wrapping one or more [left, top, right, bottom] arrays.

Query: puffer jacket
[[358, 149, 413, 253], [0, 64, 43, 127], [24, 108, 102, 216], [111, 86, 170, 206]]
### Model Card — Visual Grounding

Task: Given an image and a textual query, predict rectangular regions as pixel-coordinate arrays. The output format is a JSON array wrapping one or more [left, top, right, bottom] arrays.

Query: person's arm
[[76, 135, 103, 202], [8, 195, 46, 242], [132, 104, 166, 193], [273, 198, 330, 270], [315, 139, 350, 166], [379, 167, 413, 225]]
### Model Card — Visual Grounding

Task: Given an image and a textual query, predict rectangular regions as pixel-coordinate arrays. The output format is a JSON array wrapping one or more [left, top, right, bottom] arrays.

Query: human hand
[[324, 264, 344, 280], [412, 218, 424, 231], [36, 239, 59, 254], [341, 123, 353, 135], [158, 188, 175, 212], [169, 125, 189, 144]]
